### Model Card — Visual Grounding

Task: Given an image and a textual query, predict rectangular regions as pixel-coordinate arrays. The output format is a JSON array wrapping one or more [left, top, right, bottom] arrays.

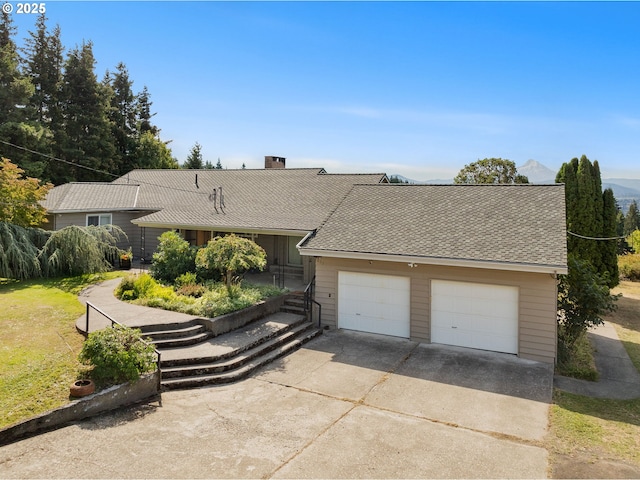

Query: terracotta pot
[[70, 379, 95, 398]]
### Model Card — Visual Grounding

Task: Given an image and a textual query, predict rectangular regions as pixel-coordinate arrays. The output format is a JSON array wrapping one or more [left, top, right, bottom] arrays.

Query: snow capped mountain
[[517, 159, 556, 183]]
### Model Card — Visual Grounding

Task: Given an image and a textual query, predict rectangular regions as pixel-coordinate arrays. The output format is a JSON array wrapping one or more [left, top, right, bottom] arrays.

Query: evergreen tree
[[60, 42, 116, 182], [624, 200, 639, 236], [0, 10, 43, 178], [0, 10, 32, 125], [203, 160, 214, 169], [183, 142, 203, 169], [215, 158, 223, 169], [557, 155, 619, 286], [108, 62, 138, 175], [136, 85, 159, 136], [21, 15, 64, 180], [602, 188, 619, 286]]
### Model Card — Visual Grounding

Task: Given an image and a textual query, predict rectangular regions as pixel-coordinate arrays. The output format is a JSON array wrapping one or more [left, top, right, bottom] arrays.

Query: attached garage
[[338, 271, 410, 338], [431, 280, 519, 354]]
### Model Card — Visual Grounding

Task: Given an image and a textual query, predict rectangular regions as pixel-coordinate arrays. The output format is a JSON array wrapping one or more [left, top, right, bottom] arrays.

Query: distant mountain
[[517, 159, 556, 183]]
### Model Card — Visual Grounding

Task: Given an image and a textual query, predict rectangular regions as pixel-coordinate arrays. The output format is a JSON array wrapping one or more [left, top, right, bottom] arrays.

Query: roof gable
[[42, 183, 141, 212]]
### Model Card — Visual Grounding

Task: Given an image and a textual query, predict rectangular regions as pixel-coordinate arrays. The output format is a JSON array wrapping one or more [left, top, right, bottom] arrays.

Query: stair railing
[[303, 276, 322, 329], [85, 301, 162, 391]]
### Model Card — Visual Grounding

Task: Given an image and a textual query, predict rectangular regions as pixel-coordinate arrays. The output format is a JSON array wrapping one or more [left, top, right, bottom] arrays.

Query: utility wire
[[567, 231, 627, 241], [0, 139, 212, 198]]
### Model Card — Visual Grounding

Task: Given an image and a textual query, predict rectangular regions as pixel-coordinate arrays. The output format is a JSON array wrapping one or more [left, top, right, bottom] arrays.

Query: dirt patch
[[551, 451, 640, 479]]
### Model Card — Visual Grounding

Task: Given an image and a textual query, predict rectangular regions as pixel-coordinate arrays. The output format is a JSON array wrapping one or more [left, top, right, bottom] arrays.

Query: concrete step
[[281, 305, 306, 315], [161, 327, 322, 390], [159, 312, 308, 367], [152, 331, 213, 349], [142, 323, 208, 341], [161, 322, 317, 379]]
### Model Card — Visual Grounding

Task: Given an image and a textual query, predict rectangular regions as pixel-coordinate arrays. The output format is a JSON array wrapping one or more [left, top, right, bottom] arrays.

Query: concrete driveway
[[0, 331, 553, 479]]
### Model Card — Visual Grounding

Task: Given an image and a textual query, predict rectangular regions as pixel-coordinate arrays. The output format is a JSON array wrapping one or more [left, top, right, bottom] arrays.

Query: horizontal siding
[[314, 256, 558, 364]]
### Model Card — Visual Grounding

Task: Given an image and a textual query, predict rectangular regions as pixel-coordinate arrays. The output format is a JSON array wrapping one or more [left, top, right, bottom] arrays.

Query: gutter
[[299, 247, 568, 275]]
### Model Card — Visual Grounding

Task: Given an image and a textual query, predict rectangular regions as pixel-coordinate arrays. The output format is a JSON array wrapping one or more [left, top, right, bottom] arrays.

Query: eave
[[298, 247, 568, 275]]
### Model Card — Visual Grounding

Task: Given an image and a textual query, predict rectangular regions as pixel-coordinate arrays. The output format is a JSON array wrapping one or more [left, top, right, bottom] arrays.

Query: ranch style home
[[42, 156, 567, 364]]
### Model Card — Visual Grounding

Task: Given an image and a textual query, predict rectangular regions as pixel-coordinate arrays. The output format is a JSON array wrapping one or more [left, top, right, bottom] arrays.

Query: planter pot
[[70, 379, 95, 398], [119, 258, 131, 270]]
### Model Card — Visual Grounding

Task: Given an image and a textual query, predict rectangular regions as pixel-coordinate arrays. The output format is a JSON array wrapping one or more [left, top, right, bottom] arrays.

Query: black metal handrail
[[85, 301, 162, 391], [303, 276, 322, 328]]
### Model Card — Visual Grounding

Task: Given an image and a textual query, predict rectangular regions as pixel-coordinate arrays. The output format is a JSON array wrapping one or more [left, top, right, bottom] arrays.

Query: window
[[86, 213, 112, 227]]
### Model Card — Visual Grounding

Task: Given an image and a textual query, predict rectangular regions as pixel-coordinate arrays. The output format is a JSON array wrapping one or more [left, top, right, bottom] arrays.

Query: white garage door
[[431, 280, 518, 354], [338, 272, 410, 338]]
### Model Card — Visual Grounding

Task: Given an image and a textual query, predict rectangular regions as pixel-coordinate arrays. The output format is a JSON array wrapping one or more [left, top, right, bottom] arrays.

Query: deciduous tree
[[454, 158, 529, 184], [195, 234, 266, 288], [0, 157, 52, 227]]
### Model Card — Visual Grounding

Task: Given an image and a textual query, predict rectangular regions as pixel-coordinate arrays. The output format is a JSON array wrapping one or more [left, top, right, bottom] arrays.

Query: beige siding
[[314, 257, 558, 363]]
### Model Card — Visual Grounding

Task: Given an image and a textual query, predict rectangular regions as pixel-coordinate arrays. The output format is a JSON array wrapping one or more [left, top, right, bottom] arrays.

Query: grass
[[548, 279, 640, 474], [548, 390, 640, 466], [609, 281, 640, 372], [0, 272, 125, 429]]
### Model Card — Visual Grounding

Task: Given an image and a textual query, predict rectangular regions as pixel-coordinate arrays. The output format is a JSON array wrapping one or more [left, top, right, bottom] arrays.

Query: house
[[42, 159, 567, 364], [41, 157, 388, 284], [298, 183, 567, 364]]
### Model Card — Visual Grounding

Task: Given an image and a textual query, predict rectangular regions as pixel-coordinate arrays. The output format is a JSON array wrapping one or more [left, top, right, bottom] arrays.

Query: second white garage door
[[431, 280, 519, 354], [338, 271, 410, 338]]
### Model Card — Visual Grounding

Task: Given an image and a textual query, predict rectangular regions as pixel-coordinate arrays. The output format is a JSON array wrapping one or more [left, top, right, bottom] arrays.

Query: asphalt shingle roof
[[106, 168, 388, 232], [300, 184, 567, 270], [42, 183, 141, 212]]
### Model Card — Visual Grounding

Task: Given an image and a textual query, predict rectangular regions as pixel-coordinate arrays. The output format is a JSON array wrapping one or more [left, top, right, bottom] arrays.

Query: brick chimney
[[265, 156, 286, 169]]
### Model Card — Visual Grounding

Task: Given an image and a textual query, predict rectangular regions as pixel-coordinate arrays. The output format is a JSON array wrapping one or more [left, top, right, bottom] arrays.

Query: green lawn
[[0, 272, 125, 429], [547, 281, 640, 476]]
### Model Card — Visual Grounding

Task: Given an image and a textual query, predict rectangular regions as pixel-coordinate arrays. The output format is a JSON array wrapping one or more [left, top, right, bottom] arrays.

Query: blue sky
[[9, 1, 640, 179]]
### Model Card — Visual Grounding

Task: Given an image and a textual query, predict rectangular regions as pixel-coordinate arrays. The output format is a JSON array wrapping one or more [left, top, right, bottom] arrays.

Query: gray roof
[[300, 184, 567, 272], [44, 168, 387, 233], [42, 183, 142, 212]]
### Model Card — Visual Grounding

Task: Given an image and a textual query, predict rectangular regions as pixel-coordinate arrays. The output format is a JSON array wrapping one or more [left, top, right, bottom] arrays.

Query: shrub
[[150, 231, 197, 283], [557, 255, 618, 363], [619, 254, 640, 282], [176, 283, 207, 298], [175, 271, 198, 287], [79, 325, 157, 386]]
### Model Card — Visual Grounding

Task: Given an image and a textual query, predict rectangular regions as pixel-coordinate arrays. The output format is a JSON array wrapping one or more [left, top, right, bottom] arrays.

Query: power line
[[567, 231, 627, 241], [0, 139, 120, 179], [0, 139, 212, 198]]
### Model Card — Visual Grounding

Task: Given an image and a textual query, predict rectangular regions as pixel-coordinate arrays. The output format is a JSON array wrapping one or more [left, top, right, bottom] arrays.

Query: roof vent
[[265, 156, 286, 169]]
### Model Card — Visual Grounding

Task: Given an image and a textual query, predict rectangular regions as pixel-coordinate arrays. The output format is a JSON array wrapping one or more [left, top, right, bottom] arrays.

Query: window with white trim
[[86, 213, 112, 227]]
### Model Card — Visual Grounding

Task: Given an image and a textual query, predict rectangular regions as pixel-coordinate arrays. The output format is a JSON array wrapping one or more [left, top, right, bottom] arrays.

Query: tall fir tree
[[183, 142, 204, 169], [0, 10, 41, 177], [22, 14, 64, 180], [107, 62, 138, 175], [136, 85, 159, 137], [60, 42, 116, 182]]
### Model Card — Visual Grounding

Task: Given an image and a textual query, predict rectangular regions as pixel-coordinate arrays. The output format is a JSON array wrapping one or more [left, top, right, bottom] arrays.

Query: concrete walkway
[[554, 321, 640, 399], [76, 278, 201, 333]]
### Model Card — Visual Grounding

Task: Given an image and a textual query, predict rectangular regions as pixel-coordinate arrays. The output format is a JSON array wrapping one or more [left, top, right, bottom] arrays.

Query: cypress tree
[[602, 188, 619, 287], [557, 155, 620, 284]]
